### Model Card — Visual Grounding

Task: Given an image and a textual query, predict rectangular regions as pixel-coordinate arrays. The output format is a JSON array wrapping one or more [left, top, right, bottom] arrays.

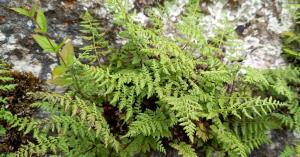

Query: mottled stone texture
[[200, 0, 293, 69], [0, 0, 111, 80]]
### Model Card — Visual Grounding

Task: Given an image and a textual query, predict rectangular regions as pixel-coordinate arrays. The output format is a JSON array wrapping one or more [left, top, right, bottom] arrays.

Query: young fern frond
[[80, 11, 110, 64]]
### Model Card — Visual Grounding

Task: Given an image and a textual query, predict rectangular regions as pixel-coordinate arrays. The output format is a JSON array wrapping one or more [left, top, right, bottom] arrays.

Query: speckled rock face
[[199, 0, 293, 69], [0, 0, 112, 80], [0, 0, 298, 156]]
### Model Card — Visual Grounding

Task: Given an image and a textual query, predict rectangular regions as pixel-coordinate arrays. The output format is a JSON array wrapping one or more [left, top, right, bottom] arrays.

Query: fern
[[211, 119, 248, 157], [0, 61, 47, 155], [280, 145, 296, 157], [79, 11, 110, 64], [232, 117, 272, 153], [11, 136, 66, 157], [222, 96, 286, 119], [8, 0, 300, 156], [0, 62, 18, 152], [163, 95, 203, 142], [170, 142, 197, 157], [124, 110, 172, 138], [35, 92, 120, 150], [0, 63, 16, 104], [280, 142, 300, 157], [119, 135, 166, 157]]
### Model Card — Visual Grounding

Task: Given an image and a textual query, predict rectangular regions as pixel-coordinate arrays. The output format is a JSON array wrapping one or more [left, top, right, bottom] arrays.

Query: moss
[[0, 71, 44, 153], [7, 71, 44, 116]]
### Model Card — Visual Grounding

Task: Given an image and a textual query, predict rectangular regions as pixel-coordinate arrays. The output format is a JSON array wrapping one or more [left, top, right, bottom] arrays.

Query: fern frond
[[50, 115, 95, 140], [124, 110, 172, 138], [243, 68, 269, 89], [31, 92, 121, 151], [79, 11, 110, 64], [12, 136, 68, 157], [221, 96, 285, 119], [280, 145, 296, 157], [164, 95, 203, 142], [211, 119, 247, 157], [170, 142, 197, 157]]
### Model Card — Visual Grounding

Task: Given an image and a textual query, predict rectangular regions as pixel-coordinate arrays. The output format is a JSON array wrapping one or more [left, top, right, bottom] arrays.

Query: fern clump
[[7, 0, 300, 157]]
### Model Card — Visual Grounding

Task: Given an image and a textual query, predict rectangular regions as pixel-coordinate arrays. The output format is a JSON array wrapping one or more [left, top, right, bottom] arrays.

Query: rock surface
[[199, 0, 293, 69], [0, 0, 298, 156], [0, 0, 111, 80]]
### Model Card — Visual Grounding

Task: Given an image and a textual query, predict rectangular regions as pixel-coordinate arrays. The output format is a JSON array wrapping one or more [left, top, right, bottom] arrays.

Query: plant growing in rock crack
[[7, 0, 300, 157]]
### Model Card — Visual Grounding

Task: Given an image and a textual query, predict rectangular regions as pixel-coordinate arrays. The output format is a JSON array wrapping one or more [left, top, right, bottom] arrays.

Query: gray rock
[[0, 0, 8, 3], [0, 31, 6, 42], [250, 130, 300, 157], [199, 0, 293, 69], [0, 0, 112, 80]]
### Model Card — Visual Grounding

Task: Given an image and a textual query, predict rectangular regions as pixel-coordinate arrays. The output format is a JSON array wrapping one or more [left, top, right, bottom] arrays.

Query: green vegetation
[[279, 1, 300, 157], [280, 142, 300, 157], [1, 0, 299, 157], [0, 62, 16, 139], [282, 1, 300, 63], [0, 61, 44, 153]]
